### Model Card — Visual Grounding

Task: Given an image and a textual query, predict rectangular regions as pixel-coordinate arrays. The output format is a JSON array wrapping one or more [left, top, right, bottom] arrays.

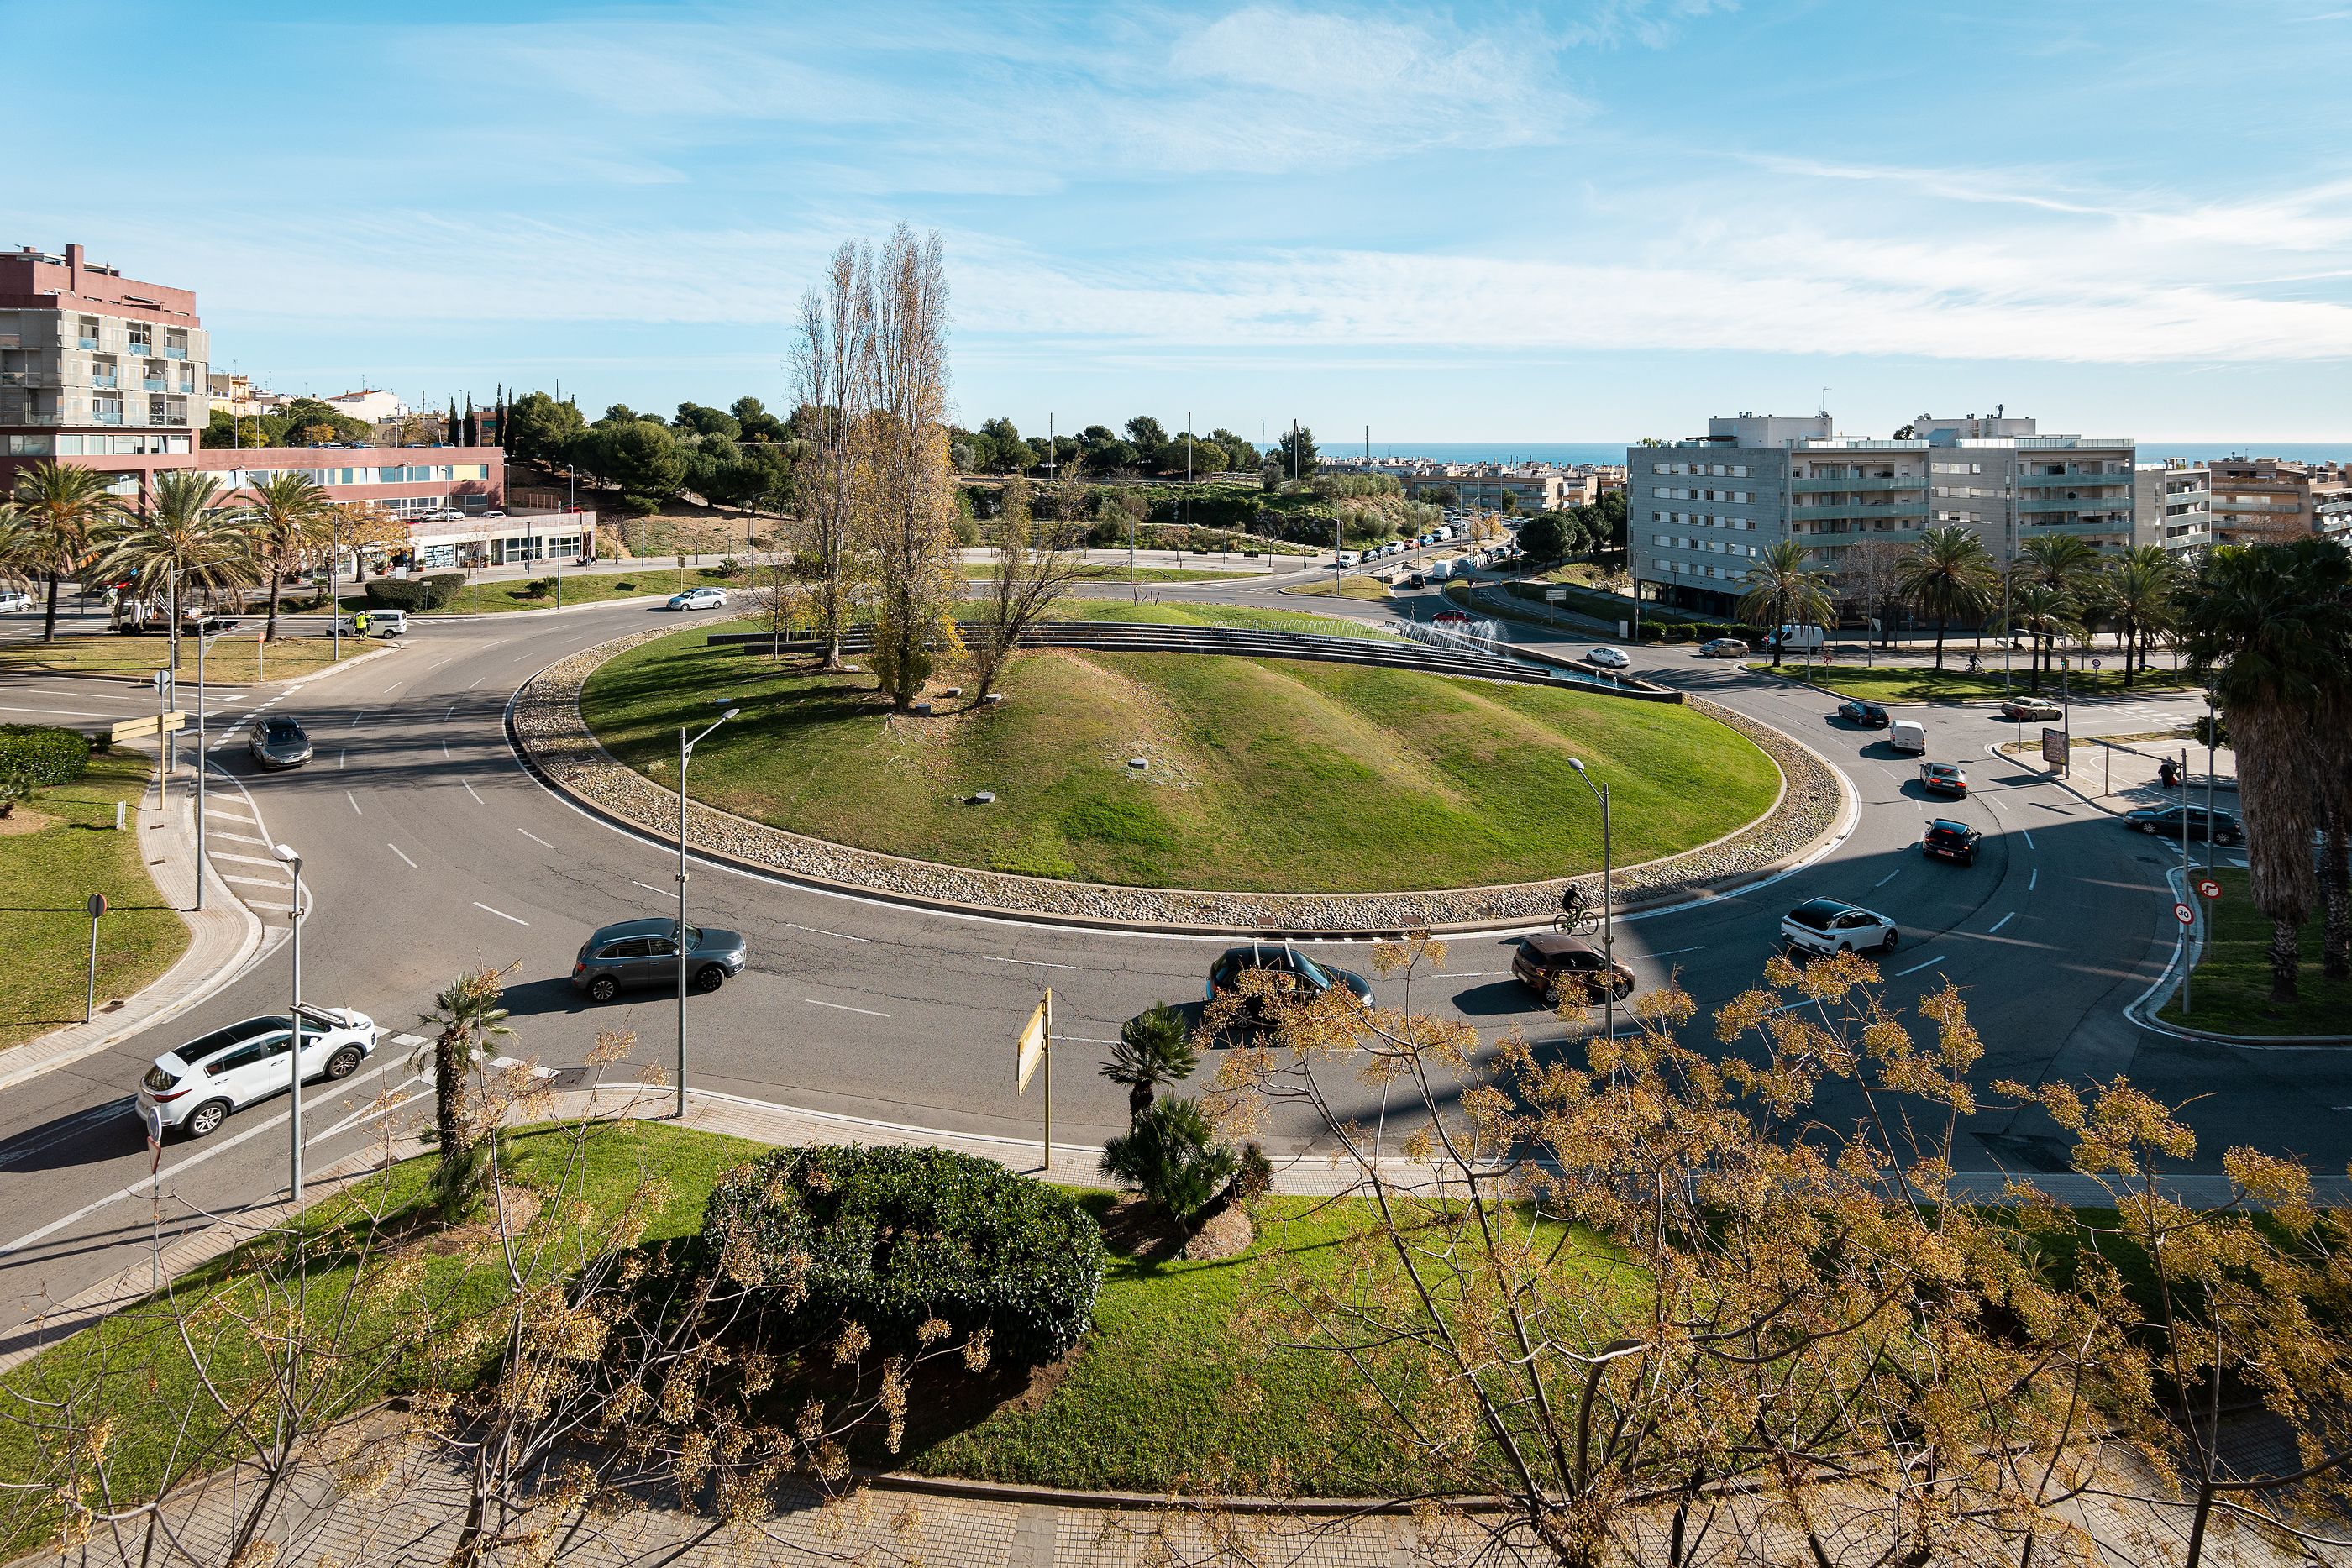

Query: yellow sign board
[[1016, 992, 1049, 1095], [108, 712, 186, 742]]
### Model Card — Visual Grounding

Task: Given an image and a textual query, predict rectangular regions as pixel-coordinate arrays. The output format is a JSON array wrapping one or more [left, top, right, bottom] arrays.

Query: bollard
[[116, 800, 126, 831]]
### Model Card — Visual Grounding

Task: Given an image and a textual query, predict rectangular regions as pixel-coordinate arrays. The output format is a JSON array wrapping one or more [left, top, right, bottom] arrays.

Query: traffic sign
[[87, 892, 108, 918], [2173, 902, 2195, 926], [2196, 878, 2223, 901]]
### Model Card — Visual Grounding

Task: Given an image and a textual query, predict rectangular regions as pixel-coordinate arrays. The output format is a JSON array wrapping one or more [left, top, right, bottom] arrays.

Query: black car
[[2123, 804, 2245, 847], [572, 917, 748, 1001], [1205, 943, 1372, 1032], [247, 715, 313, 770], [1837, 700, 1891, 728], [1511, 934, 1635, 1004], [1922, 819, 1982, 866]]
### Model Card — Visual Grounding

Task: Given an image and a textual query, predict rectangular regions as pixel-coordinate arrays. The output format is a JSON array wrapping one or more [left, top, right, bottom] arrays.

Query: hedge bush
[[361, 571, 470, 611], [0, 725, 92, 789], [701, 1145, 1104, 1366]]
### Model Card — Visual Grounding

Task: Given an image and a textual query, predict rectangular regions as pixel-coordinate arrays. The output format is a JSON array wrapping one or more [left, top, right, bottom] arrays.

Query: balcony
[[1791, 502, 1929, 522], [90, 373, 117, 388], [92, 410, 124, 427], [127, 342, 152, 359], [142, 375, 167, 391], [1788, 474, 1924, 494], [145, 412, 188, 427], [163, 345, 187, 359], [76, 336, 98, 350]]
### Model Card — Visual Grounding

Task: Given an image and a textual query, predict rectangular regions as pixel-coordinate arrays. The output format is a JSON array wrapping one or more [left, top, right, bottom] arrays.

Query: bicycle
[[1553, 902, 1603, 936]]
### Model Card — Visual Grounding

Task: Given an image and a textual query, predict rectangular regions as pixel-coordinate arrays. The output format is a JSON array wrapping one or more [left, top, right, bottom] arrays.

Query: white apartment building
[[2133, 464, 2213, 557], [323, 387, 409, 423], [1626, 411, 2135, 618], [1, 244, 208, 464]]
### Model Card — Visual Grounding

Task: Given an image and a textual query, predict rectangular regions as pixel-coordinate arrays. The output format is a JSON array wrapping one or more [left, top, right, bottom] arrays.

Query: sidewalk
[[0, 755, 265, 1094], [1994, 730, 2238, 829]]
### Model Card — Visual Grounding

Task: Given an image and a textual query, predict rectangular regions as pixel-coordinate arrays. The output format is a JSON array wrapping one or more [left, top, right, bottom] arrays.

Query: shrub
[[2194, 714, 2227, 749], [362, 579, 429, 610], [701, 1145, 1104, 1366], [421, 572, 469, 608], [1233, 1141, 1274, 1202], [1101, 1096, 1238, 1231], [0, 724, 92, 789]]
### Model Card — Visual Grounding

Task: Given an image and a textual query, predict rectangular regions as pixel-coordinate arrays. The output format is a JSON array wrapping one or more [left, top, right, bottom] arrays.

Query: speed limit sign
[[2196, 878, 2223, 900], [2173, 902, 2195, 926]]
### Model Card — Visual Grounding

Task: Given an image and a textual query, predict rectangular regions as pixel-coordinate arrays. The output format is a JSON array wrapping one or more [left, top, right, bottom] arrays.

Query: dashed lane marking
[[1987, 910, 2016, 934], [785, 922, 871, 943], [2029, 868, 2039, 892], [1893, 953, 1952, 978], [980, 955, 1084, 972], [461, 781, 484, 804], [346, 790, 363, 815], [472, 901, 528, 926], [518, 828, 554, 848], [806, 999, 890, 1018], [1872, 869, 1902, 889], [387, 843, 417, 869]]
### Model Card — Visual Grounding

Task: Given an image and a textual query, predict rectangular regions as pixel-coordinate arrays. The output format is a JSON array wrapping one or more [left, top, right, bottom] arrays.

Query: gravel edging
[[508, 627, 1847, 936]]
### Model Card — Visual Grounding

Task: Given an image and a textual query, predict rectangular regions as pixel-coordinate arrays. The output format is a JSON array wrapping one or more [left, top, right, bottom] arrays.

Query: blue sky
[[6, 0, 2349, 441]]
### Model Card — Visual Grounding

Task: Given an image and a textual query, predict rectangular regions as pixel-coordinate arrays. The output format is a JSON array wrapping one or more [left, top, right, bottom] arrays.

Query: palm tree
[[1896, 527, 1998, 672], [87, 471, 255, 674], [2007, 585, 2077, 692], [1735, 538, 1835, 669], [10, 461, 124, 642], [0, 502, 44, 598], [241, 472, 330, 642], [413, 967, 514, 1214], [2181, 540, 2352, 1007], [2013, 534, 2103, 679], [1100, 1001, 1198, 1125], [2105, 550, 2181, 686]]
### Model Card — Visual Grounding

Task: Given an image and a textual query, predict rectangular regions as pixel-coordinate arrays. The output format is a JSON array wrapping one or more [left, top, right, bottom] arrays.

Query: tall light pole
[[1567, 758, 1615, 1043], [190, 621, 230, 911], [675, 704, 740, 1118], [274, 842, 306, 1202]]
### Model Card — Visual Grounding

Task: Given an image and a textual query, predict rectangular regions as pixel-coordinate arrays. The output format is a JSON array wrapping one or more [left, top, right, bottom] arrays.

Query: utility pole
[[675, 705, 739, 1118], [1570, 760, 1615, 1044], [276, 844, 306, 1201], [2181, 748, 2194, 1016]]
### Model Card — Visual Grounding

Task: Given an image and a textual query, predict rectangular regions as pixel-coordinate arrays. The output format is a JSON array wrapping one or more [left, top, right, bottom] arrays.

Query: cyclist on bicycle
[[1559, 884, 1588, 926]]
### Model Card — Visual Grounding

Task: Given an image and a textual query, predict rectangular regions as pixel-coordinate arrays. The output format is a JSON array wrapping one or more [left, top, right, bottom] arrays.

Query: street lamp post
[[274, 842, 306, 1201], [1568, 758, 1615, 1042], [192, 624, 227, 911], [675, 705, 740, 1118]]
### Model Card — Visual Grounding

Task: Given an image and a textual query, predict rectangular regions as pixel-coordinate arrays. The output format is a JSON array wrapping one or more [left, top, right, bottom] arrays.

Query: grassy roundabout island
[[580, 606, 1781, 894]]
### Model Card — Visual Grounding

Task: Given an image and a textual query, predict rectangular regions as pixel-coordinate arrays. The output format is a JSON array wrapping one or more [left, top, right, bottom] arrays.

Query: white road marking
[[1893, 953, 1952, 978], [466, 674, 486, 690], [461, 780, 484, 804], [213, 829, 266, 845], [431, 658, 452, 670], [346, 790, 362, 815], [472, 900, 529, 926], [632, 879, 666, 894], [518, 828, 554, 848], [349, 711, 365, 730], [222, 873, 286, 889], [211, 851, 278, 867], [2028, 868, 2039, 892], [0, 702, 138, 720], [785, 922, 871, 943], [442, 737, 450, 758], [382, 680, 403, 695], [337, 749, 345, 769], [202, 805, 253, 822], [387, 842, 417, 868], [444, 702, 458, 721], [2022, 829, 2037, 850], [1987, 911, 2016, 934], [1872, 869, 1902, 889], [806, 998, 890, 1018], [981, 955, 1084, 972], [1434, 970, 1505, 978], [1643, 946, 1705, 959]]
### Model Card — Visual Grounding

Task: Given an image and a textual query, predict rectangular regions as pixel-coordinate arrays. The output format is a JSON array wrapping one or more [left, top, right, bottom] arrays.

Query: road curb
[[2121, 866, 2352, 1049]]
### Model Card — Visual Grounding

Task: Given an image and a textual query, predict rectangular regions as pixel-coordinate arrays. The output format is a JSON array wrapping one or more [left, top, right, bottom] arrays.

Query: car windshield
[[1289, 950, 1334, 989], [265, 720, 302, 739]]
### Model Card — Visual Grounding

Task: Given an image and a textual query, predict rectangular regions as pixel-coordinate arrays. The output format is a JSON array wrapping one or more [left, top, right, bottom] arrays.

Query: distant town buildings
[[2134, 463, 2213, 555], [1321, 454, 1628, 514], [204, 370, 287, 417], [322, 387, 409, 423], [2204, 456, 2352, 547]]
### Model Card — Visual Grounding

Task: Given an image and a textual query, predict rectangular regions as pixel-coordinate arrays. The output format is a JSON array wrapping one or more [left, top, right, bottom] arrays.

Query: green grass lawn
[[581, 618, 1781, 891], [968, 564, 1262, 585], [1744, 660, 2195, 705], [340, 562, 740, 615], [0, 749, 190, 1051], [0, 632, 349, 685], [2159, 867, 2350, 1038], [1277, 574, 1392, 600]]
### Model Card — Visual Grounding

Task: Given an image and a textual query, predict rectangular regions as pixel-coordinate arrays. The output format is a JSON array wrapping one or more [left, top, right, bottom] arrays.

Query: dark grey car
[[248, 715, 312, 770], [571, 917, 748, 1002]]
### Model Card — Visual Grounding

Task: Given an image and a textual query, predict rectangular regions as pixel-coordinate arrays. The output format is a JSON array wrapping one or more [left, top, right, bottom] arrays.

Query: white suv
[[1780, 898, 1899, 957], [137, 1008, 380, 1139]]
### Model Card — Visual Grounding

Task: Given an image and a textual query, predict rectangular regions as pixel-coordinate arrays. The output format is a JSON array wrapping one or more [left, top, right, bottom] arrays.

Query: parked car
[[1780, 898, 1900, 957], [2000, 696, 2064, 723], [0, 589, 33, 613], [1922, 819, 1982, 866], [1335, 550, 1359, 567], [1432, 609, 1471, 627], [1587, 646, 1632, 669], [667, 587, 727, 611], [573, 917, 748, 1000], [1888, 719, 1929, 754], [1919, 760, 1969, 796], [1698, 637, 1749, 658], [354, 607, 407, 637], [1837, 700, 1891, 728], [2123, 804, 2245, 847], [136, 1007, 379, 1140], [1511, 934, 1635, 1004], [1205, 942, 1371, 1033], [248, 714, 313, 771]]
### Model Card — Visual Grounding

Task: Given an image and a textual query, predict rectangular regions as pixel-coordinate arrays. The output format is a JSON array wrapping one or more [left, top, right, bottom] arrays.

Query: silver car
[[248, 714, 313, 770]]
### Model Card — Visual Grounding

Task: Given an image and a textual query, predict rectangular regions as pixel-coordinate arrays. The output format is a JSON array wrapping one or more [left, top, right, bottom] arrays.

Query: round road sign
[[86, 892, 108, 919], [2196, 878, 2223, 901], [2173, 902, 2196, 926]]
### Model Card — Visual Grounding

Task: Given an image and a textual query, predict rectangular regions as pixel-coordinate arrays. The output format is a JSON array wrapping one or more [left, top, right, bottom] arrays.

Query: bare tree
[[747, 558, 810, 662], [966, 475, 1101, 701], [790, 241, 874, 669], [1840, 537, 1909, 649]]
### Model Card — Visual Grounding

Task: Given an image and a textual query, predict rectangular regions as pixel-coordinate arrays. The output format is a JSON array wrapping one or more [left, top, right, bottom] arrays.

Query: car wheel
[[586, 975, 620, 1004], [185, 1100, 231, 1139], [323, 1044, 363, 1080], [1881, 928, 1901, 952], [694, 963, 728, 993], [2137, 821, 2156, 834]]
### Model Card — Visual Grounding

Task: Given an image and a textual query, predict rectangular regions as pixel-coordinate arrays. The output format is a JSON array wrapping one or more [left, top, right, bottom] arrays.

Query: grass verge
[[2158, 867, 2350, 1038], [0, 632, 349, 684], [1277, 574, 1392, 600], [1744, 661, 2195, 705], [340, 563, 742, 616], [0, 750, 190, 1051], [581, 616, 1780, 891]]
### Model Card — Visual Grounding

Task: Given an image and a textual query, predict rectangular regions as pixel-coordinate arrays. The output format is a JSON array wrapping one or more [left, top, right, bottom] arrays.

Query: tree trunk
[[1129, 1082, 1152, 1123], [1932, 616, 1946, 671], [265, 567, 282, 642], [2122, 615, 2137, 687], [40, 571, 60, 643], [2323, 820, 2350, 982], [2268, 915, 2302, 1008]]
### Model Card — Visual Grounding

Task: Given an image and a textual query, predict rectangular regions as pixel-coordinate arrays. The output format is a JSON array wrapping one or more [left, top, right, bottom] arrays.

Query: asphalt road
[[4, 564, 2343, 1343]]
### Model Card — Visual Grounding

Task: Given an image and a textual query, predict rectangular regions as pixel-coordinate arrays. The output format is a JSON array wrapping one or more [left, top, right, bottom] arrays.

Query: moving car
[[1919, 760, 1969, 796], [667, 586, 727, 611], [1768, 624, 1826, 653], [2123, 804, 2245, 847], [1837, 700, 1891, 728], [1698, 637, 1749, 658], [2000, 696, 2064, 723], [1888, 719, 1929, 754], [1511, 934, 1635, 1004], [1205, 942, 1372, 1033], [0, 589, 32, 613], [1431, 609, 1471, 627], [573, 917, 749, 1000], [1779, 898, 1899, 957], [248, 714, 313, 771], [1922, 819, 1982, 866], [1587, 646, 1632, 670], [136, 1007, 379, 1140], [355, 608, 407, 637]]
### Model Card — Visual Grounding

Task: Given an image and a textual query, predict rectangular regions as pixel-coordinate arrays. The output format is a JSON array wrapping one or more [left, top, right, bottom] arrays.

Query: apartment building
[[2206, 457, 2352, 546], [1626, 411, 2135, 617], [0, 243, 208, 470], [2133, 464, 2213, 556]]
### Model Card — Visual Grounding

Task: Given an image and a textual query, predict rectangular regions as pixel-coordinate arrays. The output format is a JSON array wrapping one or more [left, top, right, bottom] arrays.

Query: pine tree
[[445, 398, 459, 445]]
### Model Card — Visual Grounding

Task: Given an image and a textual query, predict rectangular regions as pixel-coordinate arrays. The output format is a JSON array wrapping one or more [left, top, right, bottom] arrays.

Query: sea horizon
[[1320, 440, 2352, 467]]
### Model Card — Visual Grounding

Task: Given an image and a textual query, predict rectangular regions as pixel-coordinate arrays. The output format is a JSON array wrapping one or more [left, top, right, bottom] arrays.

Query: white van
[[1888, 719, 1928, 755], [1772, 624, 1827, 653]]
